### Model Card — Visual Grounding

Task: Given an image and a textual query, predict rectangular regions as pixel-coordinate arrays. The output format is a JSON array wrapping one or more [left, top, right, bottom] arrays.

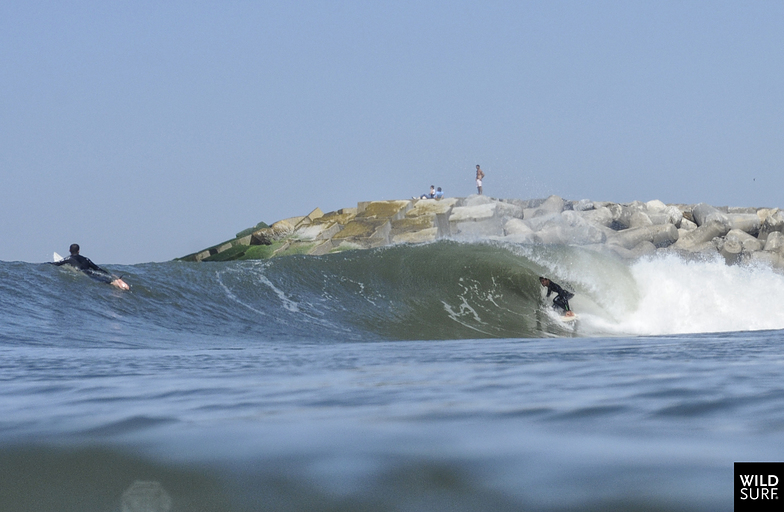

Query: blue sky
[[2, 1, 782, 264]]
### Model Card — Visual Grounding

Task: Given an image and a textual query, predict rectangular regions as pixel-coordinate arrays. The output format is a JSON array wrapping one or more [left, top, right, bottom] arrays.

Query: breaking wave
[[4, 241, 784, 345]]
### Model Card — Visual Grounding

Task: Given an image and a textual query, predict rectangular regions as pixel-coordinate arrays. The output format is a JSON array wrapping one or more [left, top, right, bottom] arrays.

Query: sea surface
[[2, 241, 784, 511]]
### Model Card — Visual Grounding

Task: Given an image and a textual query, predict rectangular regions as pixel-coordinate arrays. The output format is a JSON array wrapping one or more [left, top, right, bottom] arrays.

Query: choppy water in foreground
[[2, 241, 783, 511]]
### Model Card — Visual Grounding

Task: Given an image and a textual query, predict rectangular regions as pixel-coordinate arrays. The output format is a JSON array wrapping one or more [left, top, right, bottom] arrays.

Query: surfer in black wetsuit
[[52, 244, 129, 289], [539, 277, 574, 313], [53, 244, 104, 273]]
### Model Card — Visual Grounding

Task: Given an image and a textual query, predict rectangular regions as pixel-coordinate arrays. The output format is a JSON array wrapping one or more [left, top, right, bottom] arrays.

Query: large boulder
[[608, 224, 679, 250], [759, 209, 784, 243], [308, 240, 334, 255], [616, 202, 651, 229], [527, 195, 565, 218], [679, 218, 698, 231], [449, 203, 504, 238], [748, 250, 784, 271], [501, 218, 537, 243], [628, 210, 653, 228], [725, 228, 763, 253], [691, 203, 728, 226], [717, 237, 743, 265], [357, 200, 412, 221], [522, 212, 560, 232], [532, 223, 606, 245], [609, 240, 657, 260], [764, 231, 784, 256], [393, 228, 438, 244], [292, 208, 325, 229], [573, 199, 595, 211], [575, 206, 614, 228], [331, 218, 391, 247], [495, 201, 524, 219], [390, 215, 438, 240], [664, 206, 684, 228], [726, 214, 760, 236], [672, 219, 730, 251], [406, 198, 458, 217], [646, 199, 667, 213], [391, 198, 458, 240], [293, 221, 342, 241], [504, 218, 535, 237], [462, 194, 494, 207], [533, 211, 607, 245]]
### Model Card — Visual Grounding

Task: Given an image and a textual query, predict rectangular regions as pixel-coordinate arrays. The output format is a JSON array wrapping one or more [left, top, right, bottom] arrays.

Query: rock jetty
[[177, 195, 784, 271]]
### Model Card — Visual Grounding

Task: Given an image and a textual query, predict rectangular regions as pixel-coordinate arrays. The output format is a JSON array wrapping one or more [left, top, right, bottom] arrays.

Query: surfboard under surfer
[[52, 244, 129, 290], [539, 277, 574, 315]]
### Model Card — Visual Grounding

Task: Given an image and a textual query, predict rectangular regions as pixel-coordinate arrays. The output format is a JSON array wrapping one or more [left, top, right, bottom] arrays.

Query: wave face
[[4, 241, 784, 345]]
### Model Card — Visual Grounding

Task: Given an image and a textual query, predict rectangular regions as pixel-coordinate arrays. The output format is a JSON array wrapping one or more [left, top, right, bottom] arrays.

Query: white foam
[[589, 254, 784, 335]]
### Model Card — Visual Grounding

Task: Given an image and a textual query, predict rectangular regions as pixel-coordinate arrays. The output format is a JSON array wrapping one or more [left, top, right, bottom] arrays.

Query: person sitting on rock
[[539, 277, 574, 314], [435, 187, 444, 199], [420, 185, 436, 199]]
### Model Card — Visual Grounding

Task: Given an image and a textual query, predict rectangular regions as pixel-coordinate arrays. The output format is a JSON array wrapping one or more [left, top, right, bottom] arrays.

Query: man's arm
[[51, 256, 75, 267], [84, 258, 104, 272], [548, 282, 565, 297]]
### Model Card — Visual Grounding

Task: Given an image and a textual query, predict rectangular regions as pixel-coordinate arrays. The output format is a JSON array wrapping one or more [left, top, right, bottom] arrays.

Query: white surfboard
[[112, 277, 130, 290], [559, 311, 578, 323], [53, 252, 64, 263]]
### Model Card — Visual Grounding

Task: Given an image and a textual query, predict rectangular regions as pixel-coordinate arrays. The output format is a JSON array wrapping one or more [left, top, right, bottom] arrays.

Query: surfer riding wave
[[539, 277, 574, 316]]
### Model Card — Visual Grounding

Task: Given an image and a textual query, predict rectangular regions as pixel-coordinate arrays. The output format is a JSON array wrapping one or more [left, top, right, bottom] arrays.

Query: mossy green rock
[[332, 219, 384, 240], [236, 221, 269, 238], [357, 200, 411, 220], [313, 209, 357, 226], [238, 242, 285, 260], [274, 242, 316, 257], [203, 244, 249, 262]]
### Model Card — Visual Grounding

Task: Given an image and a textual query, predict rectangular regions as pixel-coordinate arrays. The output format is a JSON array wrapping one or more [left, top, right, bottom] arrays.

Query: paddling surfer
[[52, 244, 129, 290]]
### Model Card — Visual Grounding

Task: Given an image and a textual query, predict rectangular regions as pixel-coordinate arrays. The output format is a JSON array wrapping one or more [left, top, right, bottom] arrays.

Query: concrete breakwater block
[[449, 203, 504, 238], [692, 202, 728, 226], [673, 219, 731, 251], [610, 224, 679, 250]]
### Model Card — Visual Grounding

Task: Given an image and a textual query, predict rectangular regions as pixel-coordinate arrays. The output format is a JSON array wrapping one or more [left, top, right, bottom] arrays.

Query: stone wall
[[177, 196, 784, 271]]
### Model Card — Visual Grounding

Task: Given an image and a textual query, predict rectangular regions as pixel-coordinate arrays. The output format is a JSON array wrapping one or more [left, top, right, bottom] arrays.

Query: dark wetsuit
[[544, 281, 574, 313], [52, 255, 113, 283]]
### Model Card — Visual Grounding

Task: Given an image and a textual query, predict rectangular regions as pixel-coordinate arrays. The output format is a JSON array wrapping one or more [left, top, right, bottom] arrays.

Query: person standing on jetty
[[475, 165, 485, 195]]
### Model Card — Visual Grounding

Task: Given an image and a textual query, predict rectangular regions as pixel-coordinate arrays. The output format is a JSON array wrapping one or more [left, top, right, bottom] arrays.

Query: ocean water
[[1, 241, 783, 511]]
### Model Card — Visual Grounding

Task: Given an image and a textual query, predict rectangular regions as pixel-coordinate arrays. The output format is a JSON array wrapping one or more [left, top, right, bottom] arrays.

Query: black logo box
[[735, 462, 783, 512]]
